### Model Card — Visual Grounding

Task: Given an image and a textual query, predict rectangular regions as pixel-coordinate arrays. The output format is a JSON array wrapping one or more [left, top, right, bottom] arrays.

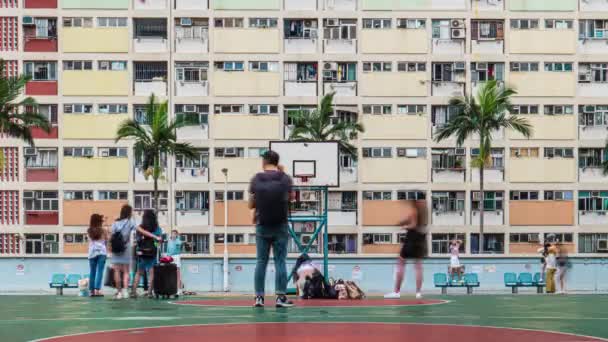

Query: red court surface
[[39, 323, 606, 342], [175, 298, 448, 307]]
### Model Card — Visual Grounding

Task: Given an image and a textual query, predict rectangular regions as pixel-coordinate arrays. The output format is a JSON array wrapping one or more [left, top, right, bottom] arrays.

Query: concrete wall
[[509, 72, 576, 97], [509, 30, 576, 54], [212, 0, 280, 10], [508, 116, 576, 141], [360, 29, 427, 54], [362, 115, 427, 140], [62, 114, 128, 140], [61, 71, 130, 96], [509, 201, 575, 226], [63, 200, 127, 226], [509, 158, 576, 183], [361, 158, 428, 183], [62, 28, 129, 53], [212, 115, 281, 140], [61, 0, 129, 9], [62, 158, 130, 183], [509, 0, 576, 11], [213, 29, 280, 54], [213, 72, 281, 97], [360, 72, 427, 97]]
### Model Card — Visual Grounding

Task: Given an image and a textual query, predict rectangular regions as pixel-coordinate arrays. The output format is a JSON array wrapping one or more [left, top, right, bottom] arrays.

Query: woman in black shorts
[[384, 200, 427, 300]]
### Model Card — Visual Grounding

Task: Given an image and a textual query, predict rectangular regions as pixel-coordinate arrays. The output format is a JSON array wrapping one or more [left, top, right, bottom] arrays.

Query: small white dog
[[78, 278, 90, 297]]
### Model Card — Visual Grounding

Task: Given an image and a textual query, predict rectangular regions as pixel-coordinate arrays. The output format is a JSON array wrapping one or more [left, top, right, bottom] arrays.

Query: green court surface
[[1, 295, 608, 342]]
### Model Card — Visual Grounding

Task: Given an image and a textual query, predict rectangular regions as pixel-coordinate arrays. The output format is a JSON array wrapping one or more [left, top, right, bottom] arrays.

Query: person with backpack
[[110, 205, 137, 300], [132, 209, 163, 298], [87, 214, 108, 297], [249, 150, 294, 308]]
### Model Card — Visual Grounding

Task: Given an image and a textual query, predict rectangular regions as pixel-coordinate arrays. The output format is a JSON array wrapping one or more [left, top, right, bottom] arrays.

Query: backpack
[[253, 172, 290, 226], [137, 237, 157, 258], [302, 270, 338, 299], [345, 280, 365, 300], [110, 230, 126, 254]]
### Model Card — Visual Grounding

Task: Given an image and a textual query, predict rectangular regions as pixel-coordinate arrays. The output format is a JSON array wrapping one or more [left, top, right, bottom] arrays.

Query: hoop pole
[[323, 187, 329, 278]]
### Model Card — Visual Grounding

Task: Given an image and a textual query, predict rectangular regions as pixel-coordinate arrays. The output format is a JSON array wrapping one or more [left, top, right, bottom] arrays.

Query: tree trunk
[[479, 164, 485, 254], [153, 152, 160, 215]]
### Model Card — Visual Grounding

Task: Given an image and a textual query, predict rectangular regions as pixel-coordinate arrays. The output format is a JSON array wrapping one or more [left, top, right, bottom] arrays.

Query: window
[[249, 105, 278, 115], [134, 18, 167, 38], [97, 17, 127, 27], [362, 233, 392, 245], [0, 234, 20, 255], [432, 63, 461, 82], [134, 191, 168, 211], [397, 19, 425, 29], [362, 62, 392, 72], [509, 233, 540, 243], [32, 18, 57, 38], [214, 18, 244, 28], [510, 147, 540, 158], [214, 147, 245, 158], [134, 61, 167, 81], [579, 20, 608, 40], [472, 191, 504, 211], [284, 19, 318, 39], [249, 18, 278, 28], [432, 19, 463, 39], [214, 105, 244, 114], [362, 147, 392, 158], [176, 149, 209, 169], [64, 191, 93, 201], [98, 104, 128, 114], [432, 192, 465, 213], [175, 62, 208, 82], [323, 62, 357, 82], [544, 62, 573, 72], [431, 234, 466, 254], [362, 19, 391, 29], [214, 234, 244, 244], [176, 191, 209, 211], [544, 147, 574, 159], [545, 233, 573, 243], [362, 105, 391, 115], [431, 148, 466, 170], [98, 147, 127, 158], [63, 60, 93, 71], [98, 61, 127, 71], [510, 19, 539, 30], [214, 61, 244, 71], [509, 191, 539, 201], [64, 233, 88, 244], [175, 105, 209, 126], [323, 19, 357, 40], [25, 234, 59, 255], [215, 191, 244, 201], [396, 148, 426, 158], [25, 148, 57, 168], [544, 191, 573, 201], [23, 191, 58, 211], [396, 62, 426, 72], [471, 148, 504, 168], [432, 106, 459, 128], [511, 105, 539, 115], [397, 191, 426, 200], [62, 17, 92, 28], [98, 191, 128, 200], [327, 234, 357, 254], [579, 63, 608, 83], [578, 191, 608, 212], [471, 233, 504, 254], [24, 61, 57, 81], [63, 104, 93, 114], [545, 19, 573, 30], [510, 62, 539, 72], [471, 62, 505, 82], [397, 105, 425, 115], [249, 61, 279, 72], [579, 148, 604, 168], [181, 234, 210, 254], [545, 105, 573, 115], [63, 147, 93, 157], [363, 191, 392, 201], [284, 62, 317, 82], [579, 234, 608, 253], [471, 20, 504, 40]]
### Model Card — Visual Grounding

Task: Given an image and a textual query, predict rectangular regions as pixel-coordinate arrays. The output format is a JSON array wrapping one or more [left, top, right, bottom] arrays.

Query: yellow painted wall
[[213, 71, 281, 97], [62, 27, 129, 53], [213, 29, 280, 53], [212, 115, 280, 140], [212, 158, 261, 183], [361, 29, 427, 54], [509, 115, 576, 140], [362, 115, 427, 140], [361, 158, 428, 183], [509, 72, 576, 97], [360, 72, 427, 97], [62, 71, 130, 96], [63, 157, 129, 183], [509, 158, 576, 183], [509, 30, 576, 54], [63, 114, 128, 140]]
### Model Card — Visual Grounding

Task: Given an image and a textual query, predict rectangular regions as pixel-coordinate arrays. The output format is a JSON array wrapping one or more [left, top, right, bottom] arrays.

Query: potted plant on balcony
[[115, 94, 197, 213], [0, 60, 51, 169], [434, 80, 532, 252]]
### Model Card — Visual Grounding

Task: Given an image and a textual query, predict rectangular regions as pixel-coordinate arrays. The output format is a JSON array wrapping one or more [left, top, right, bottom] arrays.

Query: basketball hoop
[[296, 175, 311, 186]]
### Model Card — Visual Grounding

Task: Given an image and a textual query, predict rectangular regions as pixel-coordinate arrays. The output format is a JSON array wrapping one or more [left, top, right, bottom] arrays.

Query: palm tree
[[434, 80, 532, 254], [0, 60, 51, 168], [115, 94, 197, 213], [287, 92, 364, 158]]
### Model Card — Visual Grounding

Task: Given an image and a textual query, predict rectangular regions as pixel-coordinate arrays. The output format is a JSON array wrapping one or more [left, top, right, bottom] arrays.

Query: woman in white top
[[87, 214, 108, 297], [449, 239, 463, 282]]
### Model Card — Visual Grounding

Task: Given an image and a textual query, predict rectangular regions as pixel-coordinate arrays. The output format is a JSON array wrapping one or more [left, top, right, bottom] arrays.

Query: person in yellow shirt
[[545, 242, 558, 294]]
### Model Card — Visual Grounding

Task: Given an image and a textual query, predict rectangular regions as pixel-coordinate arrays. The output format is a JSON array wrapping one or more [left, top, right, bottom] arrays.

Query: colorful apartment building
[[2, 0, 608, 259]]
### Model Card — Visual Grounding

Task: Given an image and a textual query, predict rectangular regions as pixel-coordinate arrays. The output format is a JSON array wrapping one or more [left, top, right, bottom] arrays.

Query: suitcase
[[153, 262, 178, 299]]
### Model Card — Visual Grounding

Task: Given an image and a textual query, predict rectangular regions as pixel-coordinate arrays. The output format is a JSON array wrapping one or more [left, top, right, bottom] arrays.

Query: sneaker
[[416, 292, 423, 299], [383, 292, 401, 299], [253, 296, 264, 308], [122, 290, 129, 299], [275, 295, 294, 308], [114, 291, 123, 300]]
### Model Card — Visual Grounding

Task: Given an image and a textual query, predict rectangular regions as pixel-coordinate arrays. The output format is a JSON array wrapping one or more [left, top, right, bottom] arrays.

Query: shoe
[[253, 296, 264, 308], [122, 290, 129, 299], [416, 292, 423, 299], [275, 295, 294, 308], [383, 292, 401, 299], [114, 291, 123, 300]]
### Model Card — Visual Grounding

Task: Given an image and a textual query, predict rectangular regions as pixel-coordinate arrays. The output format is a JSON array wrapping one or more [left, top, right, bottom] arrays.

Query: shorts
[[450, 256, 460, 268], [137, 257, 156, 272], [172, 255, 181, 269], [399, 231, 427, 259]]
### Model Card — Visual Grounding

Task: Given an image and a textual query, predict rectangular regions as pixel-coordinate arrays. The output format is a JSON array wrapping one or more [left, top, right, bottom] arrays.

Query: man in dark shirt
[[249, 150, 294, 308]]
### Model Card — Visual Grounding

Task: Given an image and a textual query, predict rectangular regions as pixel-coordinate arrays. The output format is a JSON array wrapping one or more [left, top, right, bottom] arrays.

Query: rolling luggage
[[153, 262, 178, 299]]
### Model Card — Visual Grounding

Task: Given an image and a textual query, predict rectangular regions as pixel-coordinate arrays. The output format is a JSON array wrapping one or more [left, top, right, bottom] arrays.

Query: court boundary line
[[167, 299, 451, 308], [30, 321, 608, 342]]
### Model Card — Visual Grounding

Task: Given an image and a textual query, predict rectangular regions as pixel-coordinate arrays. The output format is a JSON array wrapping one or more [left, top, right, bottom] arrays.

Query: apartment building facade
[[2, 0, 608, 259]]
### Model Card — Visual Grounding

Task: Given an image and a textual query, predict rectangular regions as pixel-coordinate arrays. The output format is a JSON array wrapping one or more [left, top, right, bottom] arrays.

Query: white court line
[[29, 321, 608, 342], [168, 299, 451, 308]]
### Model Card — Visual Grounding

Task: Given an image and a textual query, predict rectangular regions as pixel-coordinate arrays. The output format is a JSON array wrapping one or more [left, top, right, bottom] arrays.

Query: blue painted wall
[[2, 257, 608, 293]]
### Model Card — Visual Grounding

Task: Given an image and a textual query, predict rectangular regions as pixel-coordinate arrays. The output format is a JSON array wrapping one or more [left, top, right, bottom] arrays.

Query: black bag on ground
[[153, 263, 178, 298], [110, 231, 126, 254], [302, 270, 338, 299]]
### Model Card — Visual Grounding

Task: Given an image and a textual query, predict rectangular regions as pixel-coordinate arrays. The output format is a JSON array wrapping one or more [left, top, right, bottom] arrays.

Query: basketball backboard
[[269, 141, 340, 187]]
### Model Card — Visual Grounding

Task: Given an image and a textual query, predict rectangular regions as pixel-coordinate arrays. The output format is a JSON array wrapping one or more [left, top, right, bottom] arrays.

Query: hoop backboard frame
[[269, 141, 340, 187]]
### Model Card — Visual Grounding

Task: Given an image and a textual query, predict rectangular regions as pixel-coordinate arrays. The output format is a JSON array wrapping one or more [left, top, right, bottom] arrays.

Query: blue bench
[[49, 273, 67, 295], [434, 273, 480, 295], [504, 272, 545, 294], [533, 272, 545, 294]]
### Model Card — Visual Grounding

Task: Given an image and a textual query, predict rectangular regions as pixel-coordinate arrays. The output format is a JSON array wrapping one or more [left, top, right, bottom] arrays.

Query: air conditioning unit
[[175, 191, 184, 198], [180, 18, 193, 26], [397, 148, 406, 157], [326, 18, 339, 27], [451, 28, 466, 39], [476, 63, 488, 70], [224, 148, 237, 156], [184, 105, 196, 112], [304, 20, 313, 28], [597, 239, 608, 251], [455, 148, 466, 155], [454, 62, 466, 71], [22, 16, 34, 25], [100, 149, 109, 157], [324, 62, 338, 71], [579, 74, 592, 82], [24, 148, 36, 156], [451, 19, 465, 28]]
